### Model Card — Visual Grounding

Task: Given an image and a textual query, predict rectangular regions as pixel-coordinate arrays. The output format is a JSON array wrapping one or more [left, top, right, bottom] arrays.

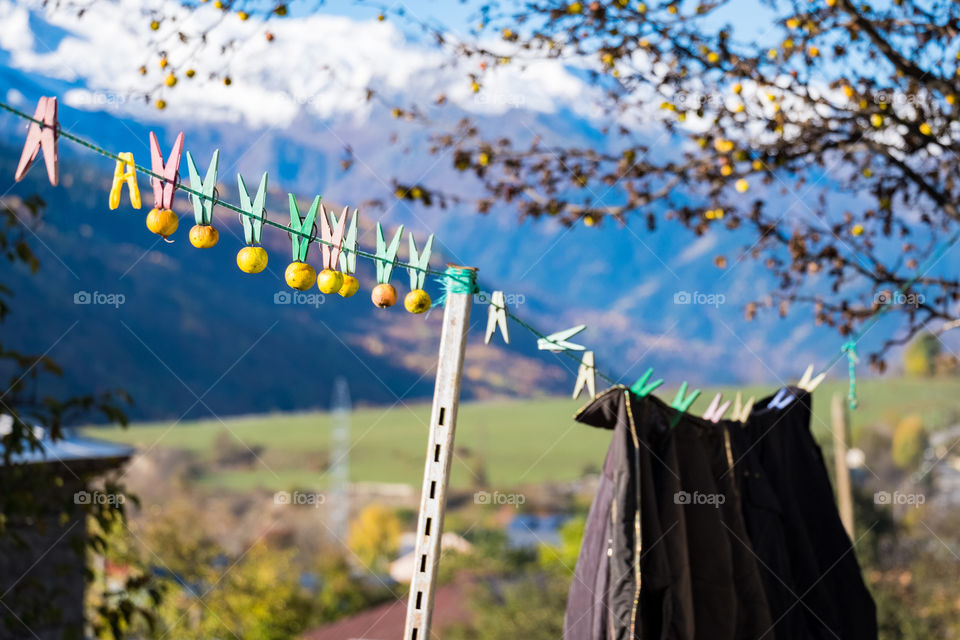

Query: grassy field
[[83, 377, 960, 491]]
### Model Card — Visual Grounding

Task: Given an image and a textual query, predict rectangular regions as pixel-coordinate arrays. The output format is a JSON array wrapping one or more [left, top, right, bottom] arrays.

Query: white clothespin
[[573, 351, 596, 399], [538, 325, 586, 351], [484, 291, 510, 344]]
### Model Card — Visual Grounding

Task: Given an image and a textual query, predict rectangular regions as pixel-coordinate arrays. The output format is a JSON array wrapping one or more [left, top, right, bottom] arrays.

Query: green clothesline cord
[[1, 97, 617, 383], [5, 98, 958, 403], [0, 100, 450, 279]]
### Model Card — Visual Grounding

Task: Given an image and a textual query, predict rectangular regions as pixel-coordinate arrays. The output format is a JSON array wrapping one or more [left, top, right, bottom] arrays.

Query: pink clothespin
[[14, 96, 59, 186], [148, 131, 184, 210], [319, 204, 347, 271], [702, 392, 731, 423]]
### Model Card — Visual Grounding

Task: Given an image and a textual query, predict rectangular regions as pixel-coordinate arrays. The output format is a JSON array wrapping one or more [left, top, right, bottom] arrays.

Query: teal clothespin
[[630, 368, 663, 398], [186, 149, 219, 226], [671, 381, 701, 412]]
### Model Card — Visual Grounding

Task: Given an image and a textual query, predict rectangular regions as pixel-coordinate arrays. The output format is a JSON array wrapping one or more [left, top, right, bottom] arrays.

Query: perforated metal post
[[403, 265, 476, 640]]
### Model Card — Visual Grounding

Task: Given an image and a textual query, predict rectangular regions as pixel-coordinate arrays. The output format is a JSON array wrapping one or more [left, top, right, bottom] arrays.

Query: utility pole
[[403, 266, 476, 640], [329, 376, 351, 544]]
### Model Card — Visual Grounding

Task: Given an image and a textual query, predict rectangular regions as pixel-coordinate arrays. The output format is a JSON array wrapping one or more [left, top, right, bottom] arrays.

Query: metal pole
[[831, 392, 855, 538], [403, 265, 475, 640]]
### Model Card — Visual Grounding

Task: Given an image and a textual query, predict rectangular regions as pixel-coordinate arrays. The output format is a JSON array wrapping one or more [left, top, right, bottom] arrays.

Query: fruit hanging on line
[[186, 149, 220, 249], [317, 204, 348, 296], [327, 206, 360, 299], [286, 193, 321, 290], [146, 131, 184, 239], [404, 231, 434, 314], [372, 221, 404, 309], [237, 246, 268, 273], [404, 289, 431, 314], [286, 261, 316, 290], [146, 207, 179, 238], [317, 268, 344, 294], [189, 224, 219, 248], [237, 171, 269, 274], [372, 283, 398, 308], [339, 274, 359, 298]]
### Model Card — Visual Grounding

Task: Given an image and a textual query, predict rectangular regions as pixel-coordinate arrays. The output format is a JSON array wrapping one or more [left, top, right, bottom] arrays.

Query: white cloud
[[0, 0, 602, 128]]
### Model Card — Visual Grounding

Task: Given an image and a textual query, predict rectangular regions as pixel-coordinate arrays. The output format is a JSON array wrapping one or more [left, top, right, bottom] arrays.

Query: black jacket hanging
[[737, 388, 878, 640], [565, 387, 772, 640]]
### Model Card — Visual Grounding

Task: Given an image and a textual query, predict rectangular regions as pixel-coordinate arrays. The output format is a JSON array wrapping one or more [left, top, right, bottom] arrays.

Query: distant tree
[[347, 503, 402, 572], [891, 415, 926, 470], [537, 515, 585, 573], [903, 333, 941, 377]]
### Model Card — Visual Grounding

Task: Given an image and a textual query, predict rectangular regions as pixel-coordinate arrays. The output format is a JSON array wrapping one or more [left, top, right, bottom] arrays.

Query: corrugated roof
[[0, 416, 133, 466]]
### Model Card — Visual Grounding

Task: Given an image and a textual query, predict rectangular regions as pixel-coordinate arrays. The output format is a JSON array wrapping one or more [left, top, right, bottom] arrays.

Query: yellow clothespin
[[797, 364, 826, 392], [732, 392, 755, 422], [109, 152, 141, 210]]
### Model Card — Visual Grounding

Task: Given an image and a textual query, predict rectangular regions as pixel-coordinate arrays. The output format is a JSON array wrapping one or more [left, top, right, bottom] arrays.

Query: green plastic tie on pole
[[431, 266, 479, 310], [842, 340, 859, 410]]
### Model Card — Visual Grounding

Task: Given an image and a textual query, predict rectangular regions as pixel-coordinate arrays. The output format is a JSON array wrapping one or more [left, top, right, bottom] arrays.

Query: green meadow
[[83, 377, 959, 491]]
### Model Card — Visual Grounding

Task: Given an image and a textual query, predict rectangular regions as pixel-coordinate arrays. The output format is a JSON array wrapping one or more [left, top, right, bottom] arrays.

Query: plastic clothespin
[[538, 325, 586, 351], [407, 232, 433, 291], [767, 388, 794, 409], [484, 291, 510, 344], [702, 393, 731, 423], [332, 207, 358, 275], [797, 364, 826, 392], [318, 204, 347, 271], [109, 152, 141, 210], [630, 368, 663, 398], [671, 381, 701, 413], [732, 392, 755, 422], [375, 222, 404, 284], [238, 172, 268, 245], [14, 96, 58, 186], [288, 194, 320, 262], [148, 131, 184, 210], [186, 150, 219, 226], [573, 351, 596, 400]]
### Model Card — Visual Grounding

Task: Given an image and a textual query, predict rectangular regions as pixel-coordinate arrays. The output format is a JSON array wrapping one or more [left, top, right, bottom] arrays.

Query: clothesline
[[4, 97, 956, 410]]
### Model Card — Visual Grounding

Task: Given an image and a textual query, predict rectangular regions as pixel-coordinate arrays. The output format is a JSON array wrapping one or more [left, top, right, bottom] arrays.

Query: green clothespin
[[671, 381, 701, 412], [288, 194, 320, 262], [238, 172, 268, 245], [375, 222, 404, 284], [630, 368, 663, 397], [186, 149, 218, 226], [407, 232, 434, 291]]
